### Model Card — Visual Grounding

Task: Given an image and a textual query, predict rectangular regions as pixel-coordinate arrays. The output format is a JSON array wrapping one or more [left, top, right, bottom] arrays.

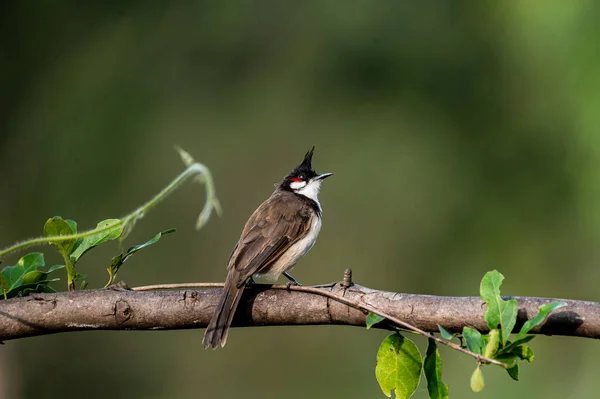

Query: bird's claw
[[285, 281, 303, 291]]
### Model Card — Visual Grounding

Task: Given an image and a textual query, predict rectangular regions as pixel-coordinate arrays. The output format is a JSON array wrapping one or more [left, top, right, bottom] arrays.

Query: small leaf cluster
[[0, 216, 175, 298], [44, 217, 124, 290], [458, 270, 565, 392], [369, 270, 566, 398], [0, 253, 64, 299]]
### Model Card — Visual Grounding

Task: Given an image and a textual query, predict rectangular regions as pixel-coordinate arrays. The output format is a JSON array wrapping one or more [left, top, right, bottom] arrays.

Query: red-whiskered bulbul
[[203, 146, 333, 349]]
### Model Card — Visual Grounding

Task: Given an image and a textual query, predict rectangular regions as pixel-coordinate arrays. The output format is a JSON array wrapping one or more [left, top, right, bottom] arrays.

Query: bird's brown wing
[[228, 191, 312, 287]]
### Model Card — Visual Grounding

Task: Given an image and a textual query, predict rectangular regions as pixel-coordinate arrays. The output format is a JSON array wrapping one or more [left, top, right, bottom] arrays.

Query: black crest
[[300, 146, 315, 170], [279, 146, 318, 189]]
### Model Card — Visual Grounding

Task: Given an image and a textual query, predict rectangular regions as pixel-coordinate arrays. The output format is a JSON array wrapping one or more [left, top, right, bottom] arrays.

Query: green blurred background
[[1, 1, 600, 398]]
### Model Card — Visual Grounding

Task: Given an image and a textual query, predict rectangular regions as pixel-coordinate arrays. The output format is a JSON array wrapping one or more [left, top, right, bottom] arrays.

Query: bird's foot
[[283, 272, 302, 290]]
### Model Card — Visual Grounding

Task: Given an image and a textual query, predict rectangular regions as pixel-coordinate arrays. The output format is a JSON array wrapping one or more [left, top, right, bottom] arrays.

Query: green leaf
[[515, 301, 566, 341], [375, 333, 422, 398], [367, 312, 386, 329], [123, 228, 176, 260], [22, 271, 46, 285], [462, 327, 484, 355], [43, 217, 77, 256], [65, 219, 77, 233], [483, 329, 500, 358], [424, 338, 449, 399], [2, 265, 24, 291], [493, 346, 532, 382], [1, 253, 46, 292], [470, 366, 485, 392], [437, 325, 454, 341], [495, 354, 519, 380], [480, 270, 518, 345], [23, 263, 65, 286], [70, 219, 123, 262], [506, 364, 519, 381], [47, 264, 66, 273], [0, 255, 64, 300], [18, 252, 45, 272]]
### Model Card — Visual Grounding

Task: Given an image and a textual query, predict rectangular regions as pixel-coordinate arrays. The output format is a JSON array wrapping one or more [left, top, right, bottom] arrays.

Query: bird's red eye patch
[[291, 177, 303, 182]]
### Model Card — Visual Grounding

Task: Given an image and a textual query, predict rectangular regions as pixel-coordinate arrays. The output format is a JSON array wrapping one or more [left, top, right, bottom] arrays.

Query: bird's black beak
[[314, 172, 333, 181]]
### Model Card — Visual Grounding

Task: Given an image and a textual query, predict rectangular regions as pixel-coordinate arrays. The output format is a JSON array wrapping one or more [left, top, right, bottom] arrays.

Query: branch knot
[[114, 299, 132, 324]]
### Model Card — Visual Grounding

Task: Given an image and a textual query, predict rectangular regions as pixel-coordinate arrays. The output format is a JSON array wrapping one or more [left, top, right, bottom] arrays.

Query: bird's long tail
[[203, 274, 244, 349]]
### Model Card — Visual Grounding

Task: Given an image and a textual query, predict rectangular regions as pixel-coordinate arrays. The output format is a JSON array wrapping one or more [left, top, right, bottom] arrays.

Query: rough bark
[[0, 283, 596, 341]]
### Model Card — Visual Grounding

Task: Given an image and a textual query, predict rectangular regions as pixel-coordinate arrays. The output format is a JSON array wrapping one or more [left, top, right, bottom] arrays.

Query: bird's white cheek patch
[[290, 180, 307, 190]]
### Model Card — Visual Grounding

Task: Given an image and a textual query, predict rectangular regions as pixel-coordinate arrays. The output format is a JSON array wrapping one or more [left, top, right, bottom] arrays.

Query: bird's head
[[280, 146, 333, 200]]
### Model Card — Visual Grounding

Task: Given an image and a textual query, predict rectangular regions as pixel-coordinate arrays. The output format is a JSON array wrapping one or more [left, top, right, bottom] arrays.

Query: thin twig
[[131, 282, 508, 368], [133, 282, 224, 291]]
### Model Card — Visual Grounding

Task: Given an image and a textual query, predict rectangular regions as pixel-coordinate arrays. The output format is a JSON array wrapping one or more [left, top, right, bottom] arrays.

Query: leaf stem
[[62, 255, 76, 291]]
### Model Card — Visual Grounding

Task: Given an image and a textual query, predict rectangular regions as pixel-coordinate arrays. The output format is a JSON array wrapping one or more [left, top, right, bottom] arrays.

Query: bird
[[203, 146, 333, 349]]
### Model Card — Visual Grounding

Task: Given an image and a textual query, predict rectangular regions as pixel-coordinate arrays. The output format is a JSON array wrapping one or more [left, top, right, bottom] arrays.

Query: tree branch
[[0, 281, 596, 344]]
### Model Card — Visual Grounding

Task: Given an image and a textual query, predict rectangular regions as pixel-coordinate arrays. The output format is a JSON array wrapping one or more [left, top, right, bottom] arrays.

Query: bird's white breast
[[257, 215, 322, 282]]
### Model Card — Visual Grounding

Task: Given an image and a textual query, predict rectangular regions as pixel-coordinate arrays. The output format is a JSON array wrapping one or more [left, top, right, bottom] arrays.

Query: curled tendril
[[0, 148, 220, 259]]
